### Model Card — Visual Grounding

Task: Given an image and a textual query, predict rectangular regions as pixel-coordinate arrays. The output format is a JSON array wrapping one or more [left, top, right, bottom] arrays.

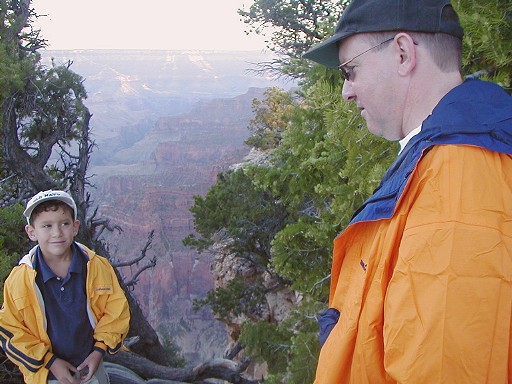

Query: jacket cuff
[[318, 307, 340, 347], [93, 341, 107, 355], [44, 352, 57, 369]]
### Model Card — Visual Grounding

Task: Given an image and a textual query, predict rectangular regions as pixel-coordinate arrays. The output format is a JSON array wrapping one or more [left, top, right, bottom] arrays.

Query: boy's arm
[[0, 275, 55, 374], [91, 261, 130, 355]]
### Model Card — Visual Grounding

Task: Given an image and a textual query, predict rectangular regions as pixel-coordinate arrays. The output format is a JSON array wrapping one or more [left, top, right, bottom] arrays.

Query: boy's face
[[25, 206, 80, 260]]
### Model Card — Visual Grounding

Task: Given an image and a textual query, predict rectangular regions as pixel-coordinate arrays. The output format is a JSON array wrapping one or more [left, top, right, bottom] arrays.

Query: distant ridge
[[41, 49, 290, 363]]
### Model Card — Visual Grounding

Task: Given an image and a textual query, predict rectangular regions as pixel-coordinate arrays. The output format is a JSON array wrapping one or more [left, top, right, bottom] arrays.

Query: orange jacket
[[315, 145, 512, 383]]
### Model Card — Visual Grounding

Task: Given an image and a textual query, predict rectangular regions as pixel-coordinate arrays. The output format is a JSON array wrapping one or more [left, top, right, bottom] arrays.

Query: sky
[[31, 0, 269, 51]]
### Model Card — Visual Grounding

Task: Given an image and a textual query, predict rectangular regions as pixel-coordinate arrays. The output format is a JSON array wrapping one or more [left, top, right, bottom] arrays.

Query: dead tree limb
[[113, 230, 155, 268], [105, 350, 261, 384]]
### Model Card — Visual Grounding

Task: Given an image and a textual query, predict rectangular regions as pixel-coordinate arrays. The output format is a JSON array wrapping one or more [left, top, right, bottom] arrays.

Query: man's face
[[25, 206, 79, 260], [338, 34, 405, 141]]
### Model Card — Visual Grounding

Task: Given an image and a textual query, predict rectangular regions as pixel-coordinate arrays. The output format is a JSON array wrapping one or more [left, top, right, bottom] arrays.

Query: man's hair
[[29, 200, 75, 225], [365, 31, 462, 73]]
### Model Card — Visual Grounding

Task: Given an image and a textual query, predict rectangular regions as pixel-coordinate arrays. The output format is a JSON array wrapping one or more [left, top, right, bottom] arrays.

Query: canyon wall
[[43, 49, 293, 365], [91, 88, 267, 363]]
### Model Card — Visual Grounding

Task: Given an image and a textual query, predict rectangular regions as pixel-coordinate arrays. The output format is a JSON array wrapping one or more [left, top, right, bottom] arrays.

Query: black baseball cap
[[303, 0, 464, 68]]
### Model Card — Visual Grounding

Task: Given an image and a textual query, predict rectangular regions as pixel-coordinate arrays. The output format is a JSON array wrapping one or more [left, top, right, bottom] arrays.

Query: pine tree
[[188, 1, 512, 382]]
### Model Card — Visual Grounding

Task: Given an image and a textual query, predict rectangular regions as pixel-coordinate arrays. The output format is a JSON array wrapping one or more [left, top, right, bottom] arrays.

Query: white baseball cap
[[23, 190, 77, 224]]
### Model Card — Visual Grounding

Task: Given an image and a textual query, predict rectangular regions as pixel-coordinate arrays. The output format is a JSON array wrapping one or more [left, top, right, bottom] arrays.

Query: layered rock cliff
[[91, 88, 268, 364], [42, 49, 295, 367]]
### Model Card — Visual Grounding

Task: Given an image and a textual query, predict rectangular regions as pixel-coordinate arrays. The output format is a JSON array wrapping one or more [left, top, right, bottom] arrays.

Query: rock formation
[[91, 88, 269, 364]]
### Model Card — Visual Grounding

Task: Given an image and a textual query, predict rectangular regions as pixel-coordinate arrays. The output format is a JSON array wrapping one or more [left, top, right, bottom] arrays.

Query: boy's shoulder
[[75, 243, 115, 271], [4, 259, 36, 297], [75, 242, 101, 260]]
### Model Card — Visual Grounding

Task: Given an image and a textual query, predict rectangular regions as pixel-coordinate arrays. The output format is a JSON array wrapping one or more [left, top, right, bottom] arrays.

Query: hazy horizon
[[31, 0, 270, 52]]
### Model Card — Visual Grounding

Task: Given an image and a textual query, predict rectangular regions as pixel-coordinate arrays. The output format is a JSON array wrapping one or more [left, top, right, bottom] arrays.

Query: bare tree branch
[[113, 230, 155, 268], [106, 350, 260, 384]]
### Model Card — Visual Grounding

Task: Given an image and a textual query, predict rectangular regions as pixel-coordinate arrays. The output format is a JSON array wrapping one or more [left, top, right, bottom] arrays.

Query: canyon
[[42, 49, 292, 364]]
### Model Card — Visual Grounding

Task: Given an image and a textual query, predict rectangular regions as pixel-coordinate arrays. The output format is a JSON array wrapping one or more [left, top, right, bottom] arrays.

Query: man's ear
[[394, 32, 417, 76], [25, 224, 37, 242]]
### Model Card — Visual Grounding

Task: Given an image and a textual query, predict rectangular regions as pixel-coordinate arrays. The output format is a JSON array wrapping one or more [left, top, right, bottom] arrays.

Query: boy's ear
[[25, 224, 37, 242], [73, 220, 80, 236]]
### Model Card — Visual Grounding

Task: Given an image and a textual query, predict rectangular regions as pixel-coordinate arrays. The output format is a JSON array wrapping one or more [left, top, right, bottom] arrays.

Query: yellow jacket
[[315, 145, 512, 383], [0, 243, 130, 384]]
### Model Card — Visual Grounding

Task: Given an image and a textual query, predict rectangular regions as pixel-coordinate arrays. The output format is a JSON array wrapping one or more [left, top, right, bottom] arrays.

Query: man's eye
[[339, 65, 355, 81], [345, 66, 355, 77]]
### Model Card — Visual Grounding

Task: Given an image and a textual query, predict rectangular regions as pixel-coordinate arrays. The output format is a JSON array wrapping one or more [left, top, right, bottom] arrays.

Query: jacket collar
[[347, 79, 512, 227], [19, 241, 93, 269]]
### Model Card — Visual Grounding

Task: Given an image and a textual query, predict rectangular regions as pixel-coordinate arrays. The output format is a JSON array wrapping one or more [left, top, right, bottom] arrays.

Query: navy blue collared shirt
[[34, 243, 94, 376]]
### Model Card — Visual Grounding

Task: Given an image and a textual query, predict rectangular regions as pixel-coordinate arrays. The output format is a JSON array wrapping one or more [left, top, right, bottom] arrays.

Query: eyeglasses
[[337, 37, 394, 81]]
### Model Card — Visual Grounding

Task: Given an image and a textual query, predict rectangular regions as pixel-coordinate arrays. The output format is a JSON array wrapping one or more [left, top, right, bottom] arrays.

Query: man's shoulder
[[425, 144, 512, 164]]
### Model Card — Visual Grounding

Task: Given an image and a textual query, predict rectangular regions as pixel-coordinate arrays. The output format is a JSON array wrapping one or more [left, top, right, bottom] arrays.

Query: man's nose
[[341, 80, 355, 102]]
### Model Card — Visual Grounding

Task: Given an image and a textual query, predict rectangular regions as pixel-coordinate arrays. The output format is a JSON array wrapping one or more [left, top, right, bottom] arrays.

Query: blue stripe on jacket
[[0, 326, 44, 372]]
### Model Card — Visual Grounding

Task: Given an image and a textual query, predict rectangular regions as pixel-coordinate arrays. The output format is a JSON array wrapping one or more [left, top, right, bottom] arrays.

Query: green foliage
[[20, 63, 88, 146], [239, 299, 322, 383], [456, 0, 512, 90], [284, 299, 323, 383], [245, 87, 297, 150], [239, 320, 293, 375], [0, 204, 30, 303], [187, 168, 290, 324], [1, 0, 93, 197], [251, 79, 395, 296], [188, 169, 287, 265], [194, 276, 268, 323], [239, 0, 345, 57], [158, 332, 187, 368], [188, 1, 512, 383], [238, 0, 347, 76], [0, 0, 44, 128]]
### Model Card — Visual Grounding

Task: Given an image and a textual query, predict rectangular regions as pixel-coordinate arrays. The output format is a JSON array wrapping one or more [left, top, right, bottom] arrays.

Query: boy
[[0, 190, 130, 383]]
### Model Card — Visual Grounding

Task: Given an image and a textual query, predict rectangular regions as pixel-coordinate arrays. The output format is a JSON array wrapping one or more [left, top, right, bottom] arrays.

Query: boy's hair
[[29, 200, 75, 225], [23, 190, 77, 225]]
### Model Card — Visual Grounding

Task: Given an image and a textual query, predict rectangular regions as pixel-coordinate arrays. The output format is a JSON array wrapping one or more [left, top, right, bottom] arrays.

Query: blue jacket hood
[[348, 79, 512, 226]]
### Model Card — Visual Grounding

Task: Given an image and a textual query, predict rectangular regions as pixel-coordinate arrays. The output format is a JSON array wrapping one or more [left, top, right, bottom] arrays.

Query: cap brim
[[303, 31, 351, 69]]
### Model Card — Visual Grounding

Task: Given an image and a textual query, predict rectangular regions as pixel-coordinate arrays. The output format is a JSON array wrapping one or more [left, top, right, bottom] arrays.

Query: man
[[303, 0, 512, 383]]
